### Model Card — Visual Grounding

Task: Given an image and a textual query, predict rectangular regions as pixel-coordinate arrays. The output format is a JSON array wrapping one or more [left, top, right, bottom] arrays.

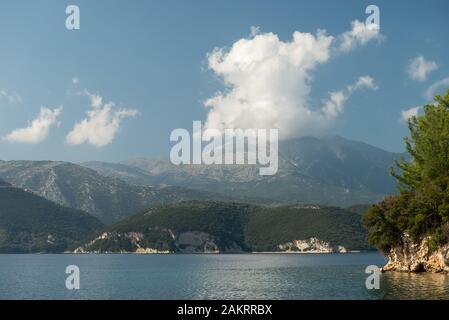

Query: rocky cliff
[[74, 233, 349, 254], [382, 234, 449, 273], [278, 237, 347, 253], [72, 230, 243, 254]]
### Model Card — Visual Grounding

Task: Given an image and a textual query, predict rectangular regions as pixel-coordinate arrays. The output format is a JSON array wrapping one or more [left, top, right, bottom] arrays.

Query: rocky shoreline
[[382, 234, 449, 273], [68, 250, 355, 254], [277, 237, 347, 253], [72, 234, 350, 254]]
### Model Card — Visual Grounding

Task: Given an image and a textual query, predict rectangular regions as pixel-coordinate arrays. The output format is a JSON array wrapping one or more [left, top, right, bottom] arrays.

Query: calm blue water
[[0, 252, 448, 300]]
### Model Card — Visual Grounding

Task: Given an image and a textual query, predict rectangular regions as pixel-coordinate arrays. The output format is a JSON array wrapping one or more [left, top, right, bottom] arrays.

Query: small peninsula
[[364, 90, 449, 272]]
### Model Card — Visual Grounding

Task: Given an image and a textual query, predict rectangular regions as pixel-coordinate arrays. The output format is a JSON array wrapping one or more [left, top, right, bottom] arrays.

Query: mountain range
[[84, 135, 402, 207], [0, 160, 231, 224], [0, 135, 400, 253]]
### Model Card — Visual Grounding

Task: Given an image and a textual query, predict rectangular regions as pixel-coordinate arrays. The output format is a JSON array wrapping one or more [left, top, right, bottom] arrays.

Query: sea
[[1, 252, 448, 299]]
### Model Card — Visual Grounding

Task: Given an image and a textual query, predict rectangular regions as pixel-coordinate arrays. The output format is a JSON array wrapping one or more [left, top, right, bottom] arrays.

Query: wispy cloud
[[0, 89, 22, 104], [425, 77, 449, 100], [338, 20, 383, 52], [408, 55, 438, 82], [65, 91, 138, 147], [322, 76, 377, 118], [3, 107, 62, 144]]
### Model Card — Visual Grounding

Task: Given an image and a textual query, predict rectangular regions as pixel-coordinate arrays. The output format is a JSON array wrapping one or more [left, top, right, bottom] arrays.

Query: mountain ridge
[[0, 178, 103, 253], [84, 135, 401, 207], [0, 160, 235, 224], [73, 200, 370, 253]]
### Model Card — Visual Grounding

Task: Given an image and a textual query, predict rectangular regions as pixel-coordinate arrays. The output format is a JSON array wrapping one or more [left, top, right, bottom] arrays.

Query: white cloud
[[349, 75, 378, 91], [204, 26, 377, 139], [322, 76, 377, 118], [3, 107, 62, 144], [0, 89, 22, 104], [400, 106, 421, 123], [338, 20, 383, 52], [408, 55, 438, 82], [72, 77, 79, 85], [66, 91, 137, 147], [425, 77, 449, 100]]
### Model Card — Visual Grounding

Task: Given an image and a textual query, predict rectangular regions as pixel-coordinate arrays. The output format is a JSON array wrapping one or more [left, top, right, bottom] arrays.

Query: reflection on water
[[378, 272, 449, 300], [0, 253, 448, 299]]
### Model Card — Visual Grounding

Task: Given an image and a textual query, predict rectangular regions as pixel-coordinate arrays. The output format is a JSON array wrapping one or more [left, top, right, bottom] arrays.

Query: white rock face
[[382, 234, 449, 273], [72, 229, 244, 254], [135, 248, 170, 254], [278, 237, 347, 253]]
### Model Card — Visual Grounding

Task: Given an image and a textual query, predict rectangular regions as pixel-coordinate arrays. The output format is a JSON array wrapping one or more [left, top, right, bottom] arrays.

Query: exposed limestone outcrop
[[135, 247, 170, 254], [72, 231, 173, 254], [382, 234, 449, 273], [278, 237, 347, 253], [73, 230, 244, 254]]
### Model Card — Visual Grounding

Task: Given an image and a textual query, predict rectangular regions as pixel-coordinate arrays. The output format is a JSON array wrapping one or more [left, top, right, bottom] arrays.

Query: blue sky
[[0, 0, 448, 162]]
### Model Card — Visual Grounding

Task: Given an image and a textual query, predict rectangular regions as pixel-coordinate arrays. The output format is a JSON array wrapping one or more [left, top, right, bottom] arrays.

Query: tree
[[364, 89, 449, 252]]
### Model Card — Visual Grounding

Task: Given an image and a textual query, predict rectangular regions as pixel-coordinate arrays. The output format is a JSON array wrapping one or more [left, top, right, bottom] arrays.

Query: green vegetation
[[246, 205, 369, 251], [0, 180, 103, 253], [82, 201, 253, 252], [78, 200, 370, 252], [364, 89, 449, 252], [346, 204, 372, 215]]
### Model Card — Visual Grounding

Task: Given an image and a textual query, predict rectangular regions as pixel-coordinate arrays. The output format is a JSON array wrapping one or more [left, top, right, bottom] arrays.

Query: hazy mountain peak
[[100, 135, 402, 207]]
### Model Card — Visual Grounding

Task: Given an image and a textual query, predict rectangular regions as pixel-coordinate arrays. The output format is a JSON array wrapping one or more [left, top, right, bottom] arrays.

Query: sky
[[0, 0, 448, 162]]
